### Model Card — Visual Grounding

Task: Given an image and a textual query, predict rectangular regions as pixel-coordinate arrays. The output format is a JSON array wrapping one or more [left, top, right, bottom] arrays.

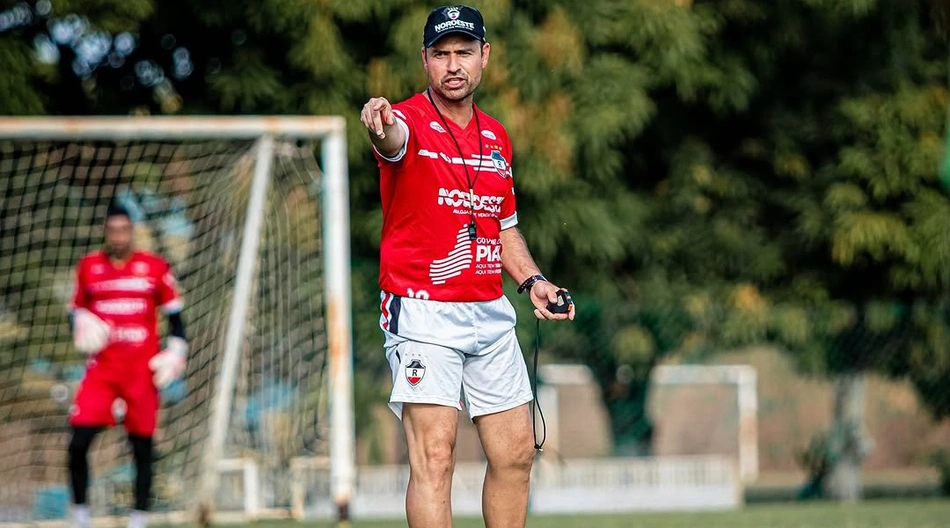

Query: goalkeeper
[[67, 204, 188, 528]]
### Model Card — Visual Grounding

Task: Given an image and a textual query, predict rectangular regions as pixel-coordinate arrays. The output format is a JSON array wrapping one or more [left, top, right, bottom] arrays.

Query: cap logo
[[424, 5, 485, 46], [434, 18, 475, 34]]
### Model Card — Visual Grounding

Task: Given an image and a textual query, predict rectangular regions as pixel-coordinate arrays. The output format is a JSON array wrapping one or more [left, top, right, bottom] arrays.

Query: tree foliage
[[2, 0, 950, 456]]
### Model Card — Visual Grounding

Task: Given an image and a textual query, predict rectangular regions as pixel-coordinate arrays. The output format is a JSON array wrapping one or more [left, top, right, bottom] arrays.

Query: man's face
[[423, 35, 490, 102], [104, 215, 133, 258]]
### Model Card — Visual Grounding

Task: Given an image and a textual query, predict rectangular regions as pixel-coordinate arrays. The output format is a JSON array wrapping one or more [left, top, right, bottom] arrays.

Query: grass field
[[251, 500, 950, 528]]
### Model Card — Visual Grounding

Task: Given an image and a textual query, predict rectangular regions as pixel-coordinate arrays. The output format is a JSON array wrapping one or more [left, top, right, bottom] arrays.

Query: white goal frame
[[0, 116, 356, 523], [650, 364, 758, 483]]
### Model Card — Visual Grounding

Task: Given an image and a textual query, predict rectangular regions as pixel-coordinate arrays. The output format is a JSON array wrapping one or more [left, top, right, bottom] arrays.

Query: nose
[[446, 54, 461, 73]]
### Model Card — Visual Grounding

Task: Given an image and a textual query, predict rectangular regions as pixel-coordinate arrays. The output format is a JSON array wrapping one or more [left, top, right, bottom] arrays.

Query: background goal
[[648, 364, 758, 483], [0, 117, 354, 524]]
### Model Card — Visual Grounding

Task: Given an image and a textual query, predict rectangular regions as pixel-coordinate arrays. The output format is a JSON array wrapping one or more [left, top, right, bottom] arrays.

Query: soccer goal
[[0, 117, 355, 525], [649, 364, 758, 483]]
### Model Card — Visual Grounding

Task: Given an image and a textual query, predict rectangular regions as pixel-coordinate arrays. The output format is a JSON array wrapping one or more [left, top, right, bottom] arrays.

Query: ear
[[421, 46, 429, 69], [481, 42, 490, 68]]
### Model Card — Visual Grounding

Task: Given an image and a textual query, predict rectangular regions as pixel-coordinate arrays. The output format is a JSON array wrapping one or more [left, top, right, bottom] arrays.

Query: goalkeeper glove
[[73, 308, 111, 355], [149, 336, 188, 390]]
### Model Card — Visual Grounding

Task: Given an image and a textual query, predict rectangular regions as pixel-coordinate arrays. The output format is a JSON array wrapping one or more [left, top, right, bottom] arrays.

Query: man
[[67, 204, 188, 528], [359, 5, 575, 527]]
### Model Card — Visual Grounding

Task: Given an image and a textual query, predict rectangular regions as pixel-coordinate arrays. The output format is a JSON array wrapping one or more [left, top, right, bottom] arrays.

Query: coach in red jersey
[[360, 5, 574, 527], [67, 204, 188, 528]]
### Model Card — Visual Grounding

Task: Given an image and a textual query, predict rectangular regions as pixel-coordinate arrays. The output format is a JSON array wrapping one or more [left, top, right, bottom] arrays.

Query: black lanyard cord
[[426, 88, 483, 238], [532, 318, 546, 451]]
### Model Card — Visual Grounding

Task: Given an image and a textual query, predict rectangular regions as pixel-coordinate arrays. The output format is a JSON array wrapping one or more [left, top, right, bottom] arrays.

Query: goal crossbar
[[0, 115, 345, 140]]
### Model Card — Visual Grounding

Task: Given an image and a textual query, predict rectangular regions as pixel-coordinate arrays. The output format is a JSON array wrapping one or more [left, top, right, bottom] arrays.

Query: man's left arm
[[150, 262, 188, 389], [500, 227, 574, 321], [165, 311, 187, 353]]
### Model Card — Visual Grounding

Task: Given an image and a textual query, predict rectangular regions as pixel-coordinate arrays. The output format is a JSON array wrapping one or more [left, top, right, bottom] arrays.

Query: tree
[[4, 2, 949, 494], [628, 0, 950, 500]]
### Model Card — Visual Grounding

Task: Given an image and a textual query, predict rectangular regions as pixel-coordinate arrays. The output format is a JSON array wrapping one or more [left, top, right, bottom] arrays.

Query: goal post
[[0, 116, 355, 524], [650, 364, 758, 483], [197, 134, 276, 525]]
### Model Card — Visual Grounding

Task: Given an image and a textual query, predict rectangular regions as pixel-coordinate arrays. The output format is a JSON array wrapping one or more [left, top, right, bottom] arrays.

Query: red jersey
[[375, 93, 517, 302], [71, 250, 182, 366]]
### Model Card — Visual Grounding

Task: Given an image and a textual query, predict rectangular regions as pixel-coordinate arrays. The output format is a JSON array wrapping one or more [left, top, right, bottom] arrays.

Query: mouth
[[442, 77, 466, 90]]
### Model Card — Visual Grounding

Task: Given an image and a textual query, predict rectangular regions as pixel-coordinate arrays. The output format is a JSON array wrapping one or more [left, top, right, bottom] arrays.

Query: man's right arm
[[361, 97, 407, 159]]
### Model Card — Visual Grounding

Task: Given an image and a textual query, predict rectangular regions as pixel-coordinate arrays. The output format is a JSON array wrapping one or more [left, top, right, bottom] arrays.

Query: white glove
[[73, 308, 111, 355], [149, 337, 188, 390]]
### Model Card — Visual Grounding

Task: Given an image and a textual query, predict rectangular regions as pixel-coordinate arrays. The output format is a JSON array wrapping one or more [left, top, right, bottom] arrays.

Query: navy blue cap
[[423, 5, 486, 48]]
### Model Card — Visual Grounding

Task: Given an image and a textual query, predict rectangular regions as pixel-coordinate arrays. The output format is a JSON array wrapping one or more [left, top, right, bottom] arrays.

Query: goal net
[[0, 117, 354, 524]]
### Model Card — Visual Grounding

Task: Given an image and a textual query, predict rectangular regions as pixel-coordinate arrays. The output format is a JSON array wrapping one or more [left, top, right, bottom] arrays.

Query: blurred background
[[2, 0, 950, 523]]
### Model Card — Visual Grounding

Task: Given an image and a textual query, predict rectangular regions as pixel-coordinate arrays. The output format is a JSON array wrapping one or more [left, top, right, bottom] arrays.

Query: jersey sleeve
[[373, 104, 413, 164], [499, 133, 518, 230], [70, 259, 89, 311], [157, 260, 184, 314]]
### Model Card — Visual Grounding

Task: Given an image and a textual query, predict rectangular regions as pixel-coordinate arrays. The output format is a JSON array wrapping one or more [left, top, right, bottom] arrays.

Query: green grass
[[241, 500, 950, 528]]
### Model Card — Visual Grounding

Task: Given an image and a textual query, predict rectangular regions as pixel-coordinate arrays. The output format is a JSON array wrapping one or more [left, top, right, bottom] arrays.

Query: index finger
[[371, 107, 385, 138]]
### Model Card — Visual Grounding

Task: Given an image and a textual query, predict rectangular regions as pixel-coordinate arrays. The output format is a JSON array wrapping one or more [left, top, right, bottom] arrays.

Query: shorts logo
[[405, 359, 426, 386]]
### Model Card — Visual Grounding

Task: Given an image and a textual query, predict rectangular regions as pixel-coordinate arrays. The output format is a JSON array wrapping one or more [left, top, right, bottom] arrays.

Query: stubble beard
[[434, 75, 479, 103]]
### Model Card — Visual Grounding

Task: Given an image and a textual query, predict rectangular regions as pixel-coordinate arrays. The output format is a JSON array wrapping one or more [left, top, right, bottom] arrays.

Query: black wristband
[[517, 274, 547, 295]]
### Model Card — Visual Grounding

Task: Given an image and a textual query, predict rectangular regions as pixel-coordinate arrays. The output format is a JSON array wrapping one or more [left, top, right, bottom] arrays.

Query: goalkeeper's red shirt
[[71, 250, 182, 367], [374, 93, 518, 302]]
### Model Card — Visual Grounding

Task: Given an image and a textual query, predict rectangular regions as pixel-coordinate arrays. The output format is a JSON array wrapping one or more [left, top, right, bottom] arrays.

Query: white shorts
[[380, 292, 534, 419]]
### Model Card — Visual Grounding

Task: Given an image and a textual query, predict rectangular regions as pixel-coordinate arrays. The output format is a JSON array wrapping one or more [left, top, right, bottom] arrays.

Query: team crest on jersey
[[490, 150, 509, 178], [91, 264, 104, 275], [132, 261, 150, 275], [405, 359, 426, 386]]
